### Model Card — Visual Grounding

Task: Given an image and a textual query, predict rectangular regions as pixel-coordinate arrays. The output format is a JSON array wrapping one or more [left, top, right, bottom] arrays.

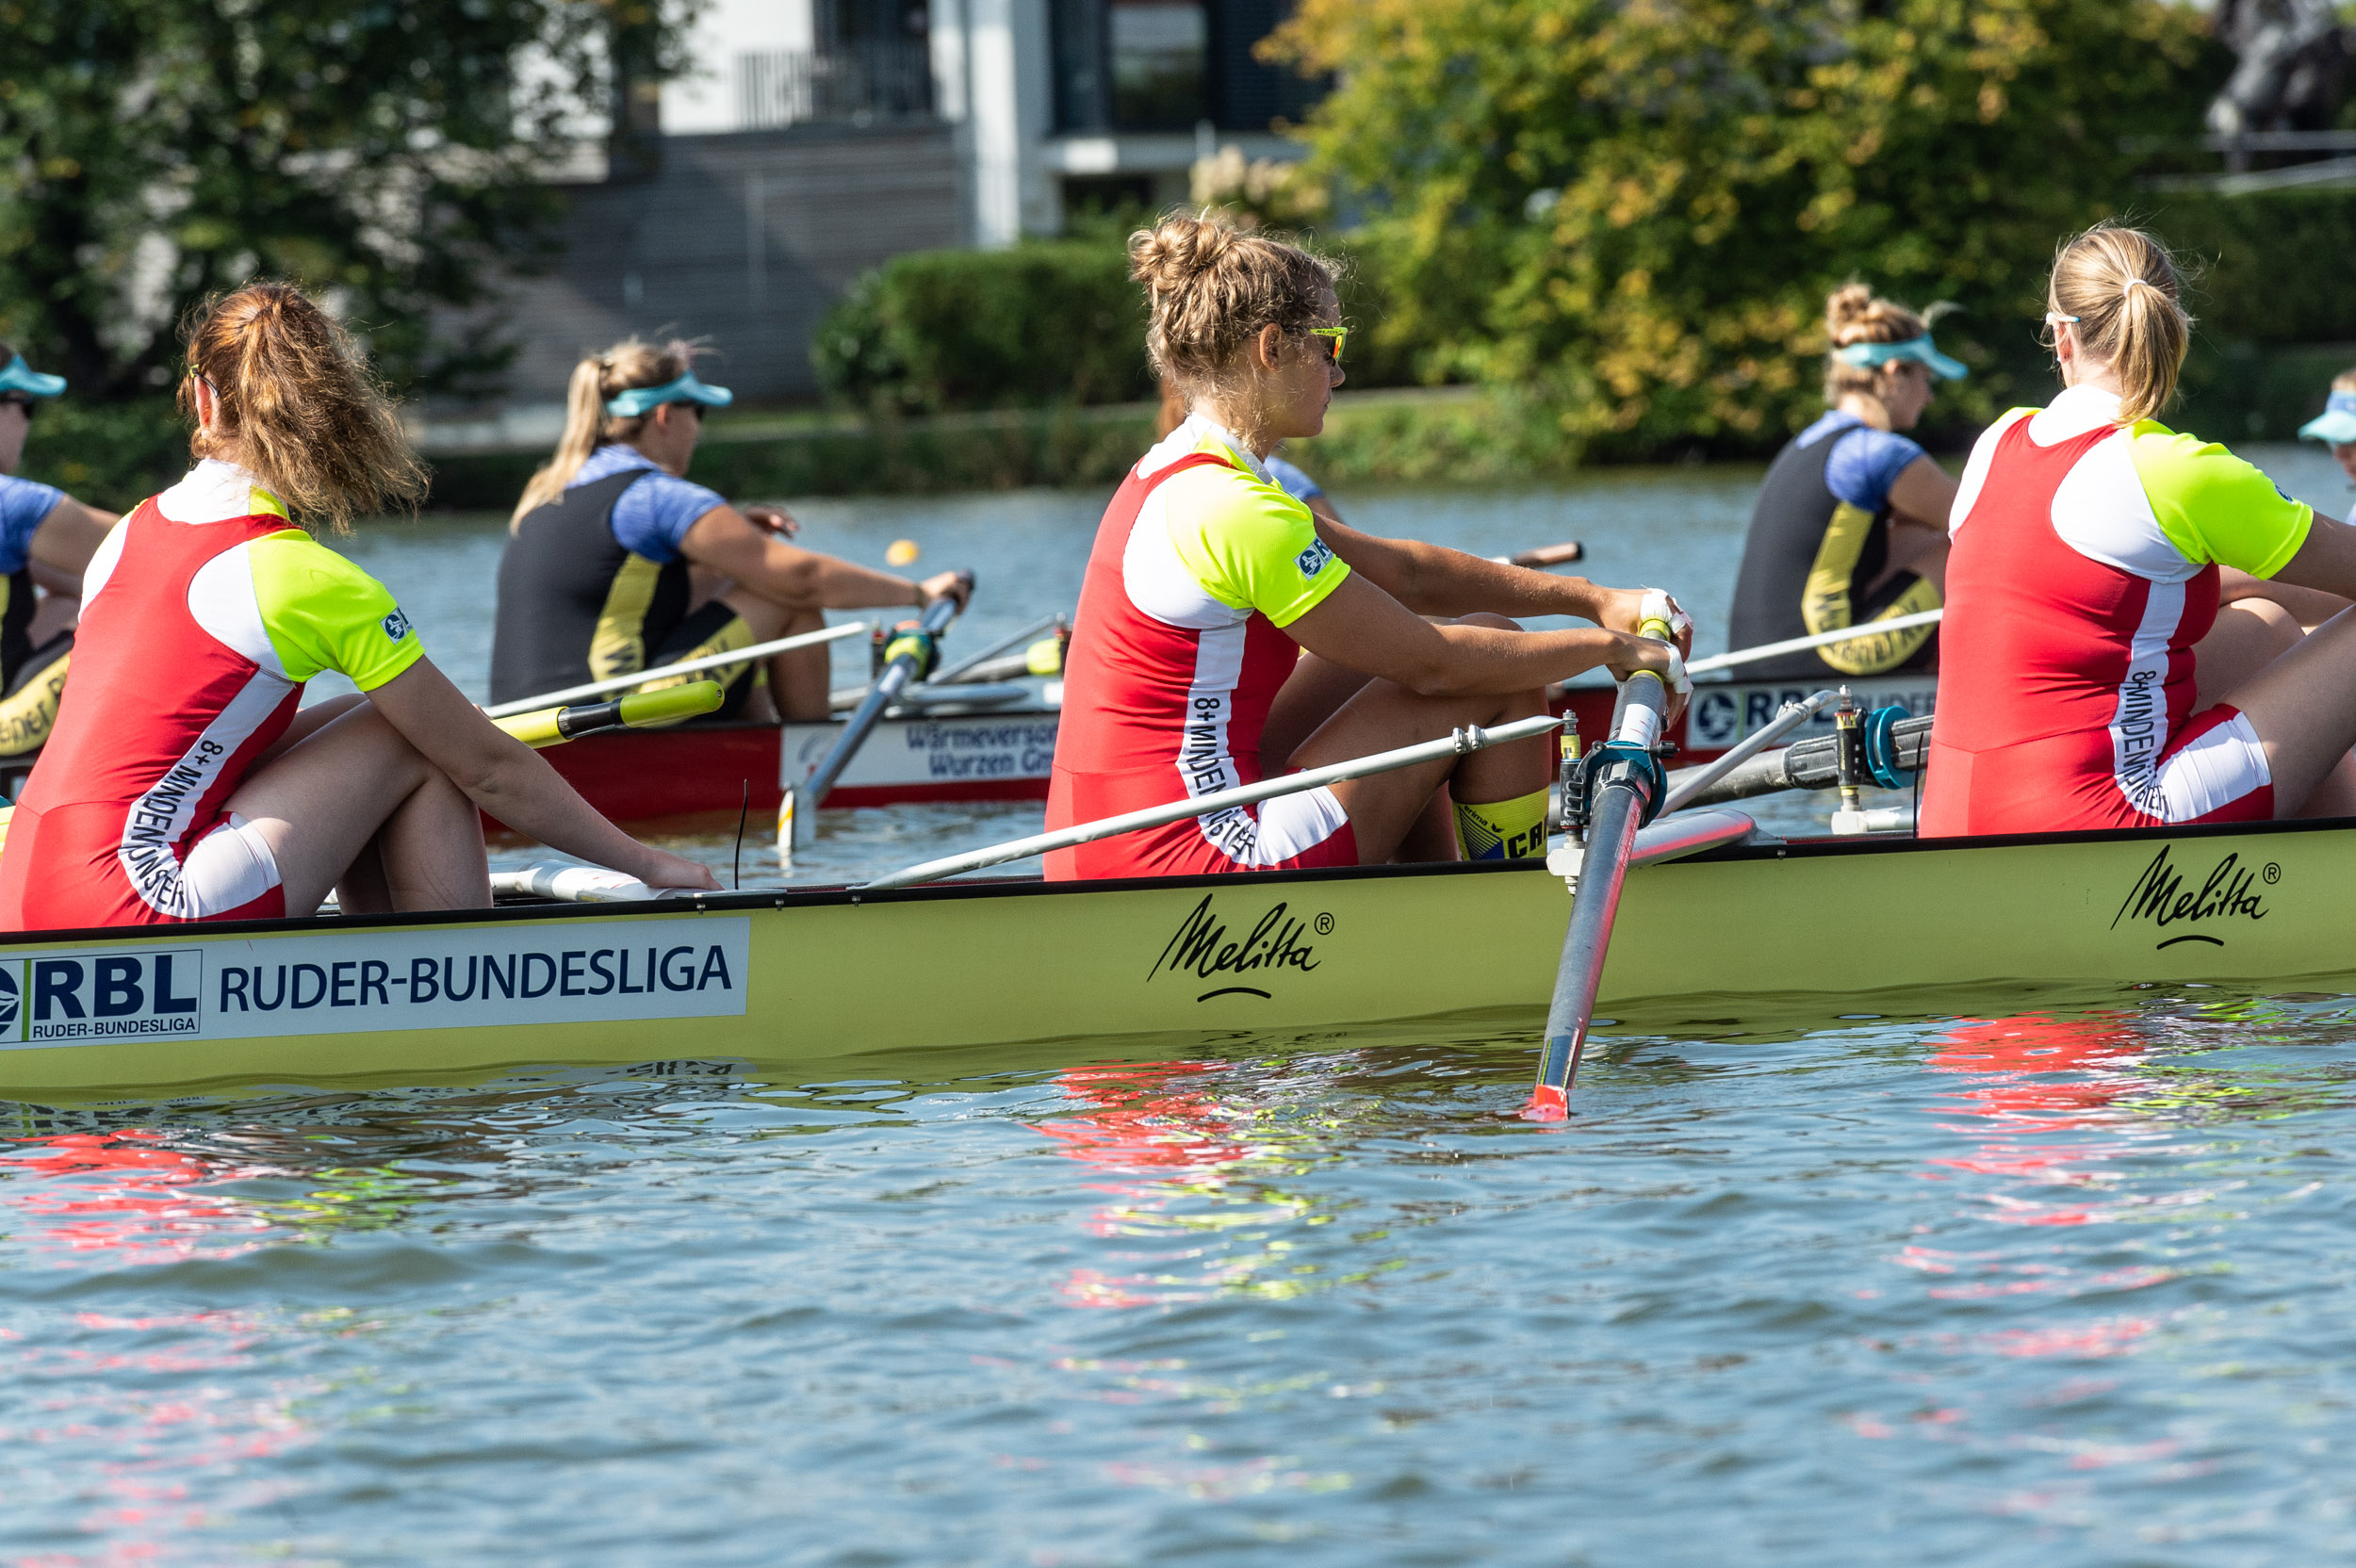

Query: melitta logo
[[1150, 894, 1324, 1003], [2112, 846, 2270, 949], [15, 950, 205, 1041]]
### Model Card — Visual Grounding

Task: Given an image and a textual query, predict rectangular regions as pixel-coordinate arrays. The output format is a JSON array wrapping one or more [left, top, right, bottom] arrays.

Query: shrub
[[812, 243, 1154, 415], [11, 398, 189, 512]]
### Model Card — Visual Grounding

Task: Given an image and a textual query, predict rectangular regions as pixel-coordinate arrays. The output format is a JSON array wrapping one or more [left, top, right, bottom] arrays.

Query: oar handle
[[493, 679, 723, 748], [1503, 541, 1584, 568]]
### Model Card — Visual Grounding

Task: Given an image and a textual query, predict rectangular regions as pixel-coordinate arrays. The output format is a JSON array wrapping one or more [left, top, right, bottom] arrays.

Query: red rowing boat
[[532, 672, 1938, 827]]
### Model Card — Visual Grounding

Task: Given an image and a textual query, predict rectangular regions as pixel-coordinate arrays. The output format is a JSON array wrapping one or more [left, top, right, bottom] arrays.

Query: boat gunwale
[[0, 808, 2344, 951]]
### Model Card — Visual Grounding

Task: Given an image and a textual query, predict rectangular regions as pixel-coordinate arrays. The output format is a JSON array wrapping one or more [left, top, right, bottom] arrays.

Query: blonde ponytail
[[511, 338, 695, 526], [179, 283, 426, 535], [2049, 224, 2192, 425]]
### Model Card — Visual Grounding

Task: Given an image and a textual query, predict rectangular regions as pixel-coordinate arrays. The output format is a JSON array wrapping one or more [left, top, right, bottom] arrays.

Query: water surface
[[12, 452, 2356, 1561]]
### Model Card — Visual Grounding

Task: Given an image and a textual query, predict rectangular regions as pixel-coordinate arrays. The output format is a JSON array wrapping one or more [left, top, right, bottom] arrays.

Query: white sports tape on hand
[[1639, 588, 1693, 642], [1662, 645, 1691, 696]]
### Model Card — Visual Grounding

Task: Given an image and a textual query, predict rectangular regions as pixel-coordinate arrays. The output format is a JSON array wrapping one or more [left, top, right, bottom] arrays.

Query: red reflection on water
[[0, 1131, 272, 1263], [1035, 1062, 1260, 1309], [1921, 1014, 2159, 1225]]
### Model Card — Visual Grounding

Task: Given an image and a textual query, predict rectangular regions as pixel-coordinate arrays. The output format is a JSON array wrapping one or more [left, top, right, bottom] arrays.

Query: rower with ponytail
[[0, 282, 720, 930], [491, 337, 969, 722], [1045, 210, 1695, 880], [1925, 221, 2356, 836]]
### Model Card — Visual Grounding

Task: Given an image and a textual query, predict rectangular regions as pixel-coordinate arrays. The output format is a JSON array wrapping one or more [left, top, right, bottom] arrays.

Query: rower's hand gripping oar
[[491, 680, 725, 748], [1524, 594, 1688, 1122], [782, 571, 974, 852]]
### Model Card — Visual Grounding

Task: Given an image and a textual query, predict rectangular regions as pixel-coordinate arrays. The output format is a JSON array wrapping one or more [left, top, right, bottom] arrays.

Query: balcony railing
[[736, 45, 935, 130]]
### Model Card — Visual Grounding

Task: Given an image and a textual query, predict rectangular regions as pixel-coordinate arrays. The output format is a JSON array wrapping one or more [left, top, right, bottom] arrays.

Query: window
[[1108, 0, 1208, 131]]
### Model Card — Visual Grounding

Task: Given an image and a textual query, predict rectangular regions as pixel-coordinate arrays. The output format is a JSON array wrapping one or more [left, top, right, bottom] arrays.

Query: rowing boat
[[0, 803, 2329, 1093], [520, 671, 1940, 826]]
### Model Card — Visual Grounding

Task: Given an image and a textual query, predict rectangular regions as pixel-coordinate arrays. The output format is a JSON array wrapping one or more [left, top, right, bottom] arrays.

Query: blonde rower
[[491, 341, 968, 719], [0, 284, 717, 929], [1046, 213, 1690, 879]]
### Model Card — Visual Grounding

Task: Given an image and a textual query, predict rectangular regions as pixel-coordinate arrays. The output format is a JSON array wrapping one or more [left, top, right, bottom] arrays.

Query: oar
[[1524, 604, 1680, 1121], [481, 621, 869, 718], [860, 712, 1564, 890], [491, 680, 724, 748], [930, 612, 1062, 686], [783, 573, 973, 850], [1685, 609, 1941, 678], [1491, 541, 1584, 568], [1658, 689, 1836, 816]]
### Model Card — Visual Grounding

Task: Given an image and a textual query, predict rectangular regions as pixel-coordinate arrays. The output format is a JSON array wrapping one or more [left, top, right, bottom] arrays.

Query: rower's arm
[[1315, 516, 1688, 651], [2257, 514, 2356, 612], [1283, 573, 1676, 698], [681, 505, 959, 611], [1885, 455, 1958, 532], [26, 496, 117, 591], [2220, 562, 2353, 625], [365, 660, 720, 891]]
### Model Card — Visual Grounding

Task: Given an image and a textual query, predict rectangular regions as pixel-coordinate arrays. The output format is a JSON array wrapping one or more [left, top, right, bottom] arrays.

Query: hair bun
[[1128, 214, 1239, 293], [1824, 283, 1879, 345]]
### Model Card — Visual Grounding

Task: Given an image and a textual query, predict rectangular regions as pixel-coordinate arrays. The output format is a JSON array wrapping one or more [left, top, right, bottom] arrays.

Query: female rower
[[1157, 374, 1338, 524], [491, 340, 969, 719], [1923, 222, 2356, 835], [0, 283, 718, 930], [2299, 366, 2356, 486], [1045, 213, 1690, 880], [1727, 284, 1963, 680], [0, 347, 120, 754]]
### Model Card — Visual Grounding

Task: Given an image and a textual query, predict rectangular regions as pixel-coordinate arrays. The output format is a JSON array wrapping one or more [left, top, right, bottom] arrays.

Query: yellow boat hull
[[0, 816, 2339, 1092]]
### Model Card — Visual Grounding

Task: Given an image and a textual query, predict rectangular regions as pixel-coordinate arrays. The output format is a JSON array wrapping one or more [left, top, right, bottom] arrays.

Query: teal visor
[[0, 353, 65, 400], [2299, 390, 2356, 446], [1832, 335, 1969, 382], [605, 369, 732, 418]]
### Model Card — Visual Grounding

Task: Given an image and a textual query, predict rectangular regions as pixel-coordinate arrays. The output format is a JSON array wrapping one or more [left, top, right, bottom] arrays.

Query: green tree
[[1271, 0, 2219, 454], [0, 0, 697, 401]]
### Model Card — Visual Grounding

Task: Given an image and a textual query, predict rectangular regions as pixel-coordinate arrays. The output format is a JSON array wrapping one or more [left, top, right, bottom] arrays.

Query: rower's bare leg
[[222, 702, 493, 915], [2212, 604, 2356, 817], [719, 590, 831, 722], [1289, 616, 1550, 864], [1270, 629, 1510, 862]]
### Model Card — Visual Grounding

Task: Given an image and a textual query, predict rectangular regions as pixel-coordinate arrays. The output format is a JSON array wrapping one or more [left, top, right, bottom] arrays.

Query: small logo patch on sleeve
[[1295, 539, 1335, 579], [382, 608, 414, 641]]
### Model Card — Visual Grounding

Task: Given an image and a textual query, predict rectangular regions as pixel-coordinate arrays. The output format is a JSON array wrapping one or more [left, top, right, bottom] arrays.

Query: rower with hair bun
[[0, 346, 121, 756], [1046, 210, 1693, 880], [2298, 366, 2356, 487], [491, 339, 970, 722], [1727, 282, 1965, 680], [0, 283, 719, 930], [1925, 221, 2356, 835]]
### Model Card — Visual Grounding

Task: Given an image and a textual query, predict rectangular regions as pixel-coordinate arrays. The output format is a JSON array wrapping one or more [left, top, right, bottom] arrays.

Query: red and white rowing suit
[[0, 462, 423, 930], [1046, 417, 1358, 879], [1922, 384, 2312, 836]]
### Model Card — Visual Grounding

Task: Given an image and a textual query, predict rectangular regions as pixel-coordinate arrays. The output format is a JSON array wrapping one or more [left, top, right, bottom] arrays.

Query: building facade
[[451, 0, 1316, 420]]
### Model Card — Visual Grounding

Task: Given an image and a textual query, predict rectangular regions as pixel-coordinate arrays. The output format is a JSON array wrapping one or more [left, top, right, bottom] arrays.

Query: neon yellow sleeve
[[2128, 425, 2314, 579], [248, 531, 427, 691], [1159, 464, 1350, 628]]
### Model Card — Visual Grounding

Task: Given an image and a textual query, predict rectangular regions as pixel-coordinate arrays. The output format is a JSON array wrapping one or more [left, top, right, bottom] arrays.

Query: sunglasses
[[1304, 326, 1347, 366], [0, 396, 35, 421]]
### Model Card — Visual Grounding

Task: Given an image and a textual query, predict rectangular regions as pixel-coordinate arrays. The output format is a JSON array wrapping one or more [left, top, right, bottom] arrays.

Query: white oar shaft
[[859, 712, 1564, 890], [1685, 609, 1941, 677], [481, 621, 869, 718], [1659, 689, 1836, 816]]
